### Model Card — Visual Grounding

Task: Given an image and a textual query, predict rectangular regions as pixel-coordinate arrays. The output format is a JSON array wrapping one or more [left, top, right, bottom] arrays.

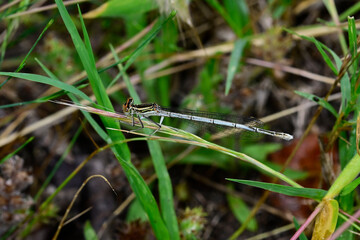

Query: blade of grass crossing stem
[[225, 38, 247, 95], [36, 58, 110, 141], [54, 1, 170, 238], [110, 46, 138, 99], [0, 19, 53, 88], [0, 137, 34, 164], [0, 72, 93, 103], [123, 11, 176, 72], [111, 45, 179, 239], [0, 83, 88, 109], [69, 94, 110, 141], [107, 44, 122, 88]]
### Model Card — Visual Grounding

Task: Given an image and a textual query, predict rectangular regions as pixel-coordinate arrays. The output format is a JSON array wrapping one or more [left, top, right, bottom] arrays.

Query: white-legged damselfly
[[51, 98, 293, 141], [122, 98, 293, 141]]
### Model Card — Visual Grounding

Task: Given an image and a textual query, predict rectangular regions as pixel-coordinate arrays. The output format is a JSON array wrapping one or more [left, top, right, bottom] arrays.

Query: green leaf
[[224, 0, 250, 36], [340, 73, 351, 111], [242, 143, 282, 162], [227, 185, 257, 231], [227, 179, 326, 201], [83, 0, 157, 18], [225, 39, 247, 95], [340, 176, 360, 196], [206, 0, 242, 37], [84, 220, 98, 240], [126, 199, 148, 222], [295, 90, 338, 117]]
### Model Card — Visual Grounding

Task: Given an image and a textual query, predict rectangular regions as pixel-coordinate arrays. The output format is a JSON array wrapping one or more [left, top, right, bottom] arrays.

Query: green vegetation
[[1, 1, 360, 239]]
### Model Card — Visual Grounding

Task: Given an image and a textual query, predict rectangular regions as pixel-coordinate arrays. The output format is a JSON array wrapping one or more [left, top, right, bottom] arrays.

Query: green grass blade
[[347, 16, 360, 104], [55, 1, 130, 157], [123, 11, 176, 72], [339, 3, 360, 21], [0, 72, 93, 102], [36, 59, 106, 128], [69, 95, 110, 141], [326, 153, 360, 199], [0, 137, 34, 164], [110, 46, 138, 100], [0, 19, 53, 88], [285, 29, 339, 74], [293, 217, 308, 240], [348, 17, 358, 75], [224, 0, 250, 36], [341, 176, 360, 196], [54, 1, 170, 238], [294, 90, 338, 117], [340, 73, 351, 111], [84, 221, 98, 240], [313, 39, 338, 75], [206, 0, 247, 37], [147, 140, 180, 240], [199, 59, 220, 109], [112, 39, 179, 239], [83, 0, 157, 18], [0, 86, 84, 109], [227, 179, 327, 201], [225, 38, 247, 95]]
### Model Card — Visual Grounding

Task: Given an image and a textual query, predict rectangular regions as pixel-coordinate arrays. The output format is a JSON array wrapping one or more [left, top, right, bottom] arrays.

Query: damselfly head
[[123, 98, 134, 114]]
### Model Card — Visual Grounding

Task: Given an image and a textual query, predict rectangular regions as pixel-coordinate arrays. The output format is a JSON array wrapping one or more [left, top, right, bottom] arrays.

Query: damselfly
[[122, 98, 293, 141]]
